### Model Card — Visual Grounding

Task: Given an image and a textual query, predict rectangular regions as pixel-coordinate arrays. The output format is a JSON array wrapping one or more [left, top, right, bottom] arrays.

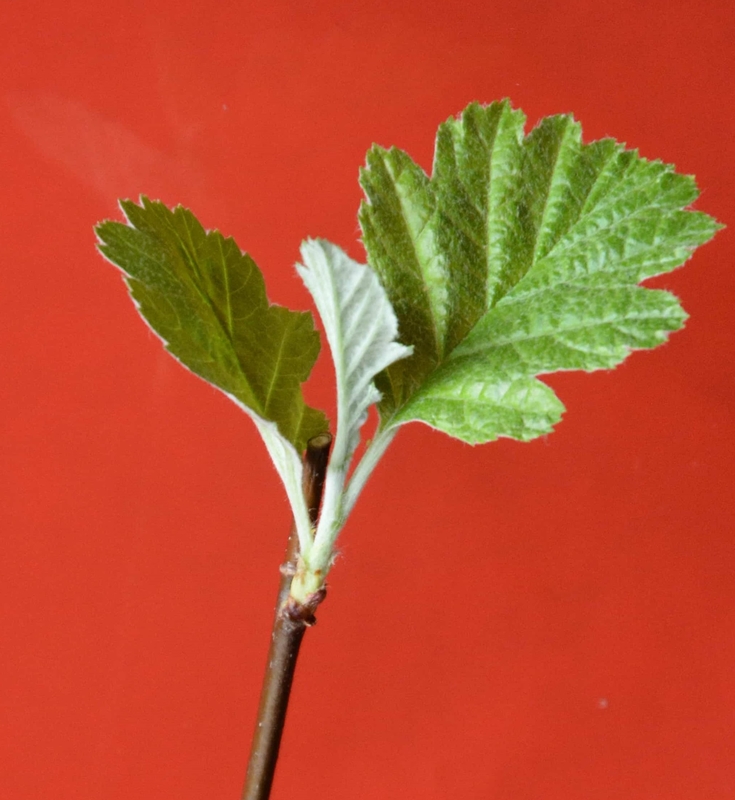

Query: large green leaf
[[359, 100, 721, 443], [95, 198, 328, 452]]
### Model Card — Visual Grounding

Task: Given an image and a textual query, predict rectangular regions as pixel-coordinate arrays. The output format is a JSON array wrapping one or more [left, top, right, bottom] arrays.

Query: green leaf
[[359, 100, 721, 443], [297, 239, 411, 466], [95, 197, 328, 452], [96, 198, 331, 551]]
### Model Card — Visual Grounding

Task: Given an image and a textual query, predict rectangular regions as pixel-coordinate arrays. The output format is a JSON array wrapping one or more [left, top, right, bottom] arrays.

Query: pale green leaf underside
[[95, 197, 328, 452], [297, 239, 411, 465], [295, 239, 412, 567], [359, 100, 721, 443]]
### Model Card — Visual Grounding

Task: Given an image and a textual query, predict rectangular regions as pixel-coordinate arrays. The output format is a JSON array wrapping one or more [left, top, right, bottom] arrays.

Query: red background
[[2, 2, 733, 798]]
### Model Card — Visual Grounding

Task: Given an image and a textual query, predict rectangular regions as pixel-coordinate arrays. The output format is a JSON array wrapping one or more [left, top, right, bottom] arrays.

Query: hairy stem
[[290, 425, 398, 603], [242, 433, 332, 800]]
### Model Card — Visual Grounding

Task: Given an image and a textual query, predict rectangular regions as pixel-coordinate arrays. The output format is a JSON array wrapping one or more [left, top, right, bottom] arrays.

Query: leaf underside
[[297, 239, 411, 465], [96, 198, 328, 452], [359, 100, 721, 444]]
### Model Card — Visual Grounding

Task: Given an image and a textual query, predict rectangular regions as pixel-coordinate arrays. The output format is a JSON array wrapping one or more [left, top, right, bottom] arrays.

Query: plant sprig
[[95, 100, 720, 798], [97, 100, 719, 601]]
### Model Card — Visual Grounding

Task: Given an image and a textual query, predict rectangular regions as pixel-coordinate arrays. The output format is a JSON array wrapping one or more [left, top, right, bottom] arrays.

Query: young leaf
[[359, 100, 721, 444], [95, 198, 329, 546], [292, 240, 411, 596], [296, 239, 412, 466]]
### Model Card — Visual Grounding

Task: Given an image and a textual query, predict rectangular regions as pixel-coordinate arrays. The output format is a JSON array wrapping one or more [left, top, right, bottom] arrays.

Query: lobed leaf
[[359, 100, 721, 443]]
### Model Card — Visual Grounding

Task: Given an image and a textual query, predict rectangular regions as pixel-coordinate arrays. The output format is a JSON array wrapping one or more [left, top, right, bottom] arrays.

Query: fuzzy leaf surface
[[297, 239, 411, 465], [359, 100, 721, 443], [295, 239, 411, 568], [95, 198, 328, 452]]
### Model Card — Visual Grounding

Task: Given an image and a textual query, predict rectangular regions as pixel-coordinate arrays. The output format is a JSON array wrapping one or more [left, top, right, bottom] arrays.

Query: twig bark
[[242, 433, 332, 800]]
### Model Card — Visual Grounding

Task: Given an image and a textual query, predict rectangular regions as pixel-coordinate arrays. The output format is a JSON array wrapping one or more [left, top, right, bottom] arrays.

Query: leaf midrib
[[161, 214, 284, 421], [384, 151, 444, 358], [453, 304, 678, 358], [528, 121, 574, 266]]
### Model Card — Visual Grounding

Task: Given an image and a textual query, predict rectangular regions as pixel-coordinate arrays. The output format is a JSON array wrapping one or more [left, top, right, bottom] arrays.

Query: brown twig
[[242, 433, 332, 800]]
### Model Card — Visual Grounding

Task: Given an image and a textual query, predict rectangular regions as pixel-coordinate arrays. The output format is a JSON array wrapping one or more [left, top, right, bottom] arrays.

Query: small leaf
[[294, 240, 411, 576], [96, 198, 330, 550], [360, 100, 721, 443], [297, 239, 412, 466], [95, 197, 328, 452]]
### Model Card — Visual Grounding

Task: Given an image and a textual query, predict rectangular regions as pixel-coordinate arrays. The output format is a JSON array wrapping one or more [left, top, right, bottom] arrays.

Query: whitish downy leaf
[[297, 239, 411, 465], [295, 240, 411, 565], [359, 100, 721, 443], [95, 198, 329, 544]]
